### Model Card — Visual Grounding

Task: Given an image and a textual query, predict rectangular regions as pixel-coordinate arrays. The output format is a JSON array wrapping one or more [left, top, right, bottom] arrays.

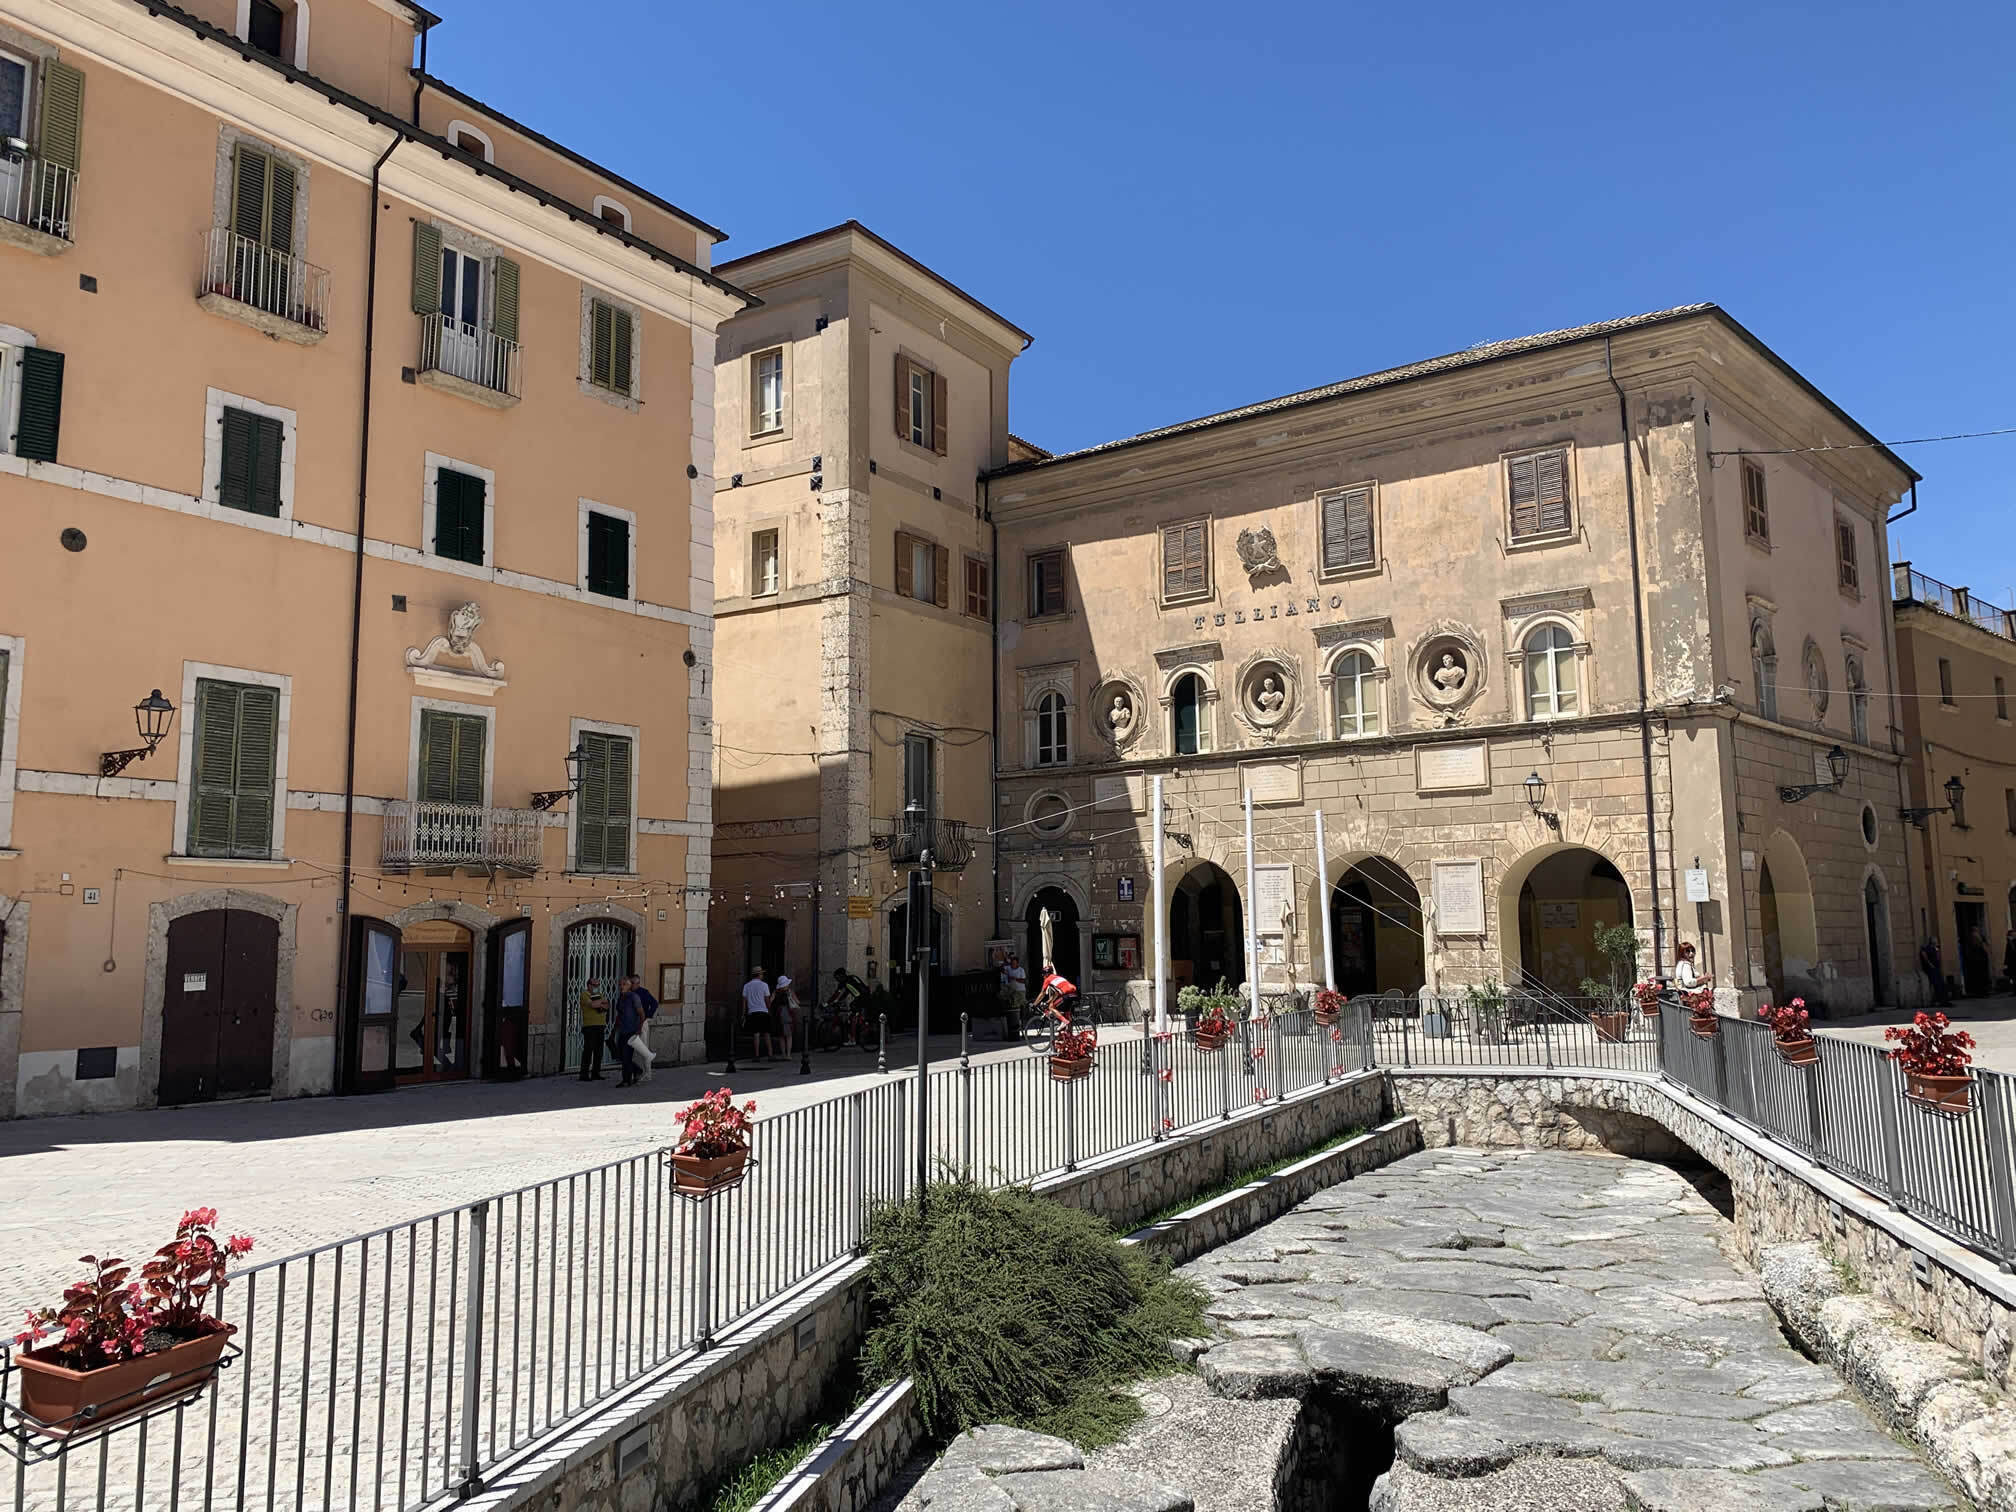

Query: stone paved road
[[1173, 1147, 1964, 1510]]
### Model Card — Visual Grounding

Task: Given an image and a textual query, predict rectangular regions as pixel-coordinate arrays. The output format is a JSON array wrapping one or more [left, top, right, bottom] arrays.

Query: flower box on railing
[[1592, 1011, 1630, 1044], [1048, 1054, 1093, 1082], [669, 1090, 754, 1199], [1903, 1071, 1974, 1115], [1887, 1013, 1977, 1116], [16, 1327, 236, 1439]]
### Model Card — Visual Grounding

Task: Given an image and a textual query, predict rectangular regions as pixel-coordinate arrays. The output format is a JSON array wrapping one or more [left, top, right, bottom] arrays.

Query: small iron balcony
[[383, 800, 543, 875], [198, 227, 330, 343]]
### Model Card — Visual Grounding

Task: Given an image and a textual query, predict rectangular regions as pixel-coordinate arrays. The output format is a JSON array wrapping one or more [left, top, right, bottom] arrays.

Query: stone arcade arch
[[1759, 829, 1819, 1007], [1327, 857, 1426, 998], [1167, 860, 1245, 992], [1496, 845, 1634, 997]]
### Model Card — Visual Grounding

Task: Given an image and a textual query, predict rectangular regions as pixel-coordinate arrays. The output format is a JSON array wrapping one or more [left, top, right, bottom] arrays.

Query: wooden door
[[346, 917, 401, 1095], [484, 918, 530, 1079], [160, 909, 277, 1105]]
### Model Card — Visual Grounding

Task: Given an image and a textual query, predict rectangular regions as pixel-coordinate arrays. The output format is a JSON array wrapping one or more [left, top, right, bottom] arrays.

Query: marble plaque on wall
[[1432, 859, 1486, 937], [1240, 759, 1302, 806], [1253, 863, 1294, 935], [1415, 741, 1490, 793], [1094, 774, 1146, 813]]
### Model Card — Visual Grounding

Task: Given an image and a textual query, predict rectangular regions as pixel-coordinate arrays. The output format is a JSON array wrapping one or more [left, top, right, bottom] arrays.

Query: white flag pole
[[1243, 783, 1259, 1016], [1315, 807, 1337, 992], [1152, 773, 1168, 1035]]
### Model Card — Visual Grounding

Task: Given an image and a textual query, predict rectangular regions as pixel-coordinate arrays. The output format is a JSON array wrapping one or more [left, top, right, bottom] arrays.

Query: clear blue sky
[[437, 0, 2014, 603]]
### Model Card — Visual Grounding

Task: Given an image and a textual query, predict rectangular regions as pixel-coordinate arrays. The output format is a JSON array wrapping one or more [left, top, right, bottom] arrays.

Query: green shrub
[[861, 1178, 1208, 1448]]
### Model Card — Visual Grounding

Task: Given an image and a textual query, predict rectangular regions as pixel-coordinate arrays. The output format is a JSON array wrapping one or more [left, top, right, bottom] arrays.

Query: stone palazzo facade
[[985, 307, 1923, 1015]]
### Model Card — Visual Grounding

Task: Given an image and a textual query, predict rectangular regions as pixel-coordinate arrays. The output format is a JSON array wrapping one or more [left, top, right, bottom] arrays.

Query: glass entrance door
[[395, 920, 474, 1083], [439, 246, 485, 383]]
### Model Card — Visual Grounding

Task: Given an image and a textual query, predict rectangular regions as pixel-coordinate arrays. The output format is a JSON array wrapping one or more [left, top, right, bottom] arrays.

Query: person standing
[[1964, 926, 1994, 999], [1672, 941, 1699, 991], [1920, 935, 1953, 1008], [773, 974, 797, 1057], [743, 966, 776, 1063], [1001, 951, 1029, 1040], [577, 981, 609, 1081], [611, 982, 645, 1087]]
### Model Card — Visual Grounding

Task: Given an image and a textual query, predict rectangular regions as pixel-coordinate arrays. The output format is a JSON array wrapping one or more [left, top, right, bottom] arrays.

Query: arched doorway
[[1864, 875, 1893, 1008], [562, 918, 633, 1073], [1024, 887, 1080, 984], [1329, 858, 1425, 997], [396, 919, 474, 1083], [1510, 849, 1634, 997], [1169, 862, 1243, 991], [1759, 831, 1819, 1006], [160, 909, 280, 1105]]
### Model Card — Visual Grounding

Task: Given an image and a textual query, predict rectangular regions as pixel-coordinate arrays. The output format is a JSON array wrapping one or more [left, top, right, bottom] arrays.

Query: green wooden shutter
[[219, 407, 255, 511], [190, 682, 239, 856], [587, 513, 628, 598], [232, 686, 278, 856], [249, 414, 283, 516], [15, 347, 63, 462], [602, 736, 632, 871], [434, 468, 485, 564], [266, 161, 295, 254], [37, 60, 84, 173], [590, 300, 614, 387], [412, 222, 442, 314], [576, 732, 631, 871], [232, 145, 268, 243], [492, 258, 520, 342], [419, 711, 485, 805], [611, 308, 633, 394], [1535, 450, 1570, 534]]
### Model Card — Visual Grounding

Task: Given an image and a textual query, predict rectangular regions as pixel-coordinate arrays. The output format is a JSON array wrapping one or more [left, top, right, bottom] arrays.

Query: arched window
[[1333, 651, 1380, 738], [1751, 617, 1778, 721], [1524, 625, 1579, 719], [1847, 654, 1870, 745], [1173, 674, 1204, 756], [1036, 691, 1069, 766]]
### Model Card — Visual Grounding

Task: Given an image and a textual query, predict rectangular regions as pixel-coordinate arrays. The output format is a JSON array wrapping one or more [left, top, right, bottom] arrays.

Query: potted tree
[[1050, 1022, 1097, 1081], [1759, 999, 1817, 1066], [1312, 988, 1346, 1028], [670, 1088, 756, 1195], [1582, 922, 1640, 1043], [14, 1209, 251, 1436], [1887, 1012, 1977, 1114], [1463, 980, 1508, 1045]]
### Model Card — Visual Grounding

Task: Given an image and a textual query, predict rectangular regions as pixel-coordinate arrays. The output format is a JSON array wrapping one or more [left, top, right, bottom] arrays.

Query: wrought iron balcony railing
[[382, 800, 543, 875], [417, 312, 522, 403], [198, 227, 330, 337], [1894, 561, 2016, 642], [878, 813, 975, 871], [0, 149, 76, 244]]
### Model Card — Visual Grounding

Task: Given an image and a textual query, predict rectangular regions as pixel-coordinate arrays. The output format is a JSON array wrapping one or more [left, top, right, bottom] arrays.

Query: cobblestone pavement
[[1819, 992, 2016, 1074], [1178, 1147, 1964, 1509]]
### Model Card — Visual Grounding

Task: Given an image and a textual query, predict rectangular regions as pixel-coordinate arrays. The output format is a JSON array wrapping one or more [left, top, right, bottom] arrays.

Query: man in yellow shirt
[[577, 982, 609, 1081]]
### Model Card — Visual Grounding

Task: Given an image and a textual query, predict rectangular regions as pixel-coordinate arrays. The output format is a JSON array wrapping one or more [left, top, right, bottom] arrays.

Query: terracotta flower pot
[[1904, 1069, 1973, 1114], [669, 1148, 750, 1197], [1191, 1027, 1230, 1053], [1592, 1011, 1630, 1044], [1689, 1012, 1719, 1039], [1775, 1036, 1818, 1066], [1049, 1054, 1093, 1082], [1313, 1006, 1340, 1027], [17, 1325, 235, 1437]]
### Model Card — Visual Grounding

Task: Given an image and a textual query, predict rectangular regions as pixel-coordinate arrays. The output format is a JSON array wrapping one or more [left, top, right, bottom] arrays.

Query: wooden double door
[[160, 909, 278, 1106]]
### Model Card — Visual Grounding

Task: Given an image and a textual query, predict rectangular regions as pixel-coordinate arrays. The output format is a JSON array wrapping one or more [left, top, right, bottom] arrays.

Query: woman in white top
[[1673, 941, 1700, 989]]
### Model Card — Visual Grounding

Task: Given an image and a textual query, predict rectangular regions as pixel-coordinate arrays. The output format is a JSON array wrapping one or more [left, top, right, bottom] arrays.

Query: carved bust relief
[[1410, 625, 1487, 722], [1095, 675, 1149, 753], [408, 601, 509, 694], [1232, 653, 1298, 741]]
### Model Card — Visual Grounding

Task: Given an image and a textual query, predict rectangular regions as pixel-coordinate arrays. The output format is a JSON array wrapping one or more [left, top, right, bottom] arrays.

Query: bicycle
[[1022, 984, 1087, 1056]]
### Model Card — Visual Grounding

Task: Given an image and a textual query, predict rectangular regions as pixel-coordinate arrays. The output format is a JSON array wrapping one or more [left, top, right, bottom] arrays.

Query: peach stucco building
[[0, 0, 751, 1116]]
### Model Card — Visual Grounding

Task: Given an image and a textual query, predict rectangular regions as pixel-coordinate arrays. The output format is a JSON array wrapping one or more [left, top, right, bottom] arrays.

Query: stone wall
[[751, 1380, 924, 1512], [1391, 1068, 2016, 1393]]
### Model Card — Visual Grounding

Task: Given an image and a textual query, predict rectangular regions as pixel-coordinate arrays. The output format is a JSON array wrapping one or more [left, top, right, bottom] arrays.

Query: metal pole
[[1151, 1031, 1167, 1141], [848, 1090, 867, 1254], [915, 858, 933, 1207], [693, 1192, 715, 1346], [1877, 1070, 1908, 1209], [457, 1201, 487, 1497], [1978, 1073, 2016, 1272], [959, 1012, 972, 1182], [877, 1012, 887, 1075], [1153, 773, 1168, 1035], [1063, 1077, 1079, 1171], [1315, 808, 1336, 993], [1243, 784, 1259, 1022]]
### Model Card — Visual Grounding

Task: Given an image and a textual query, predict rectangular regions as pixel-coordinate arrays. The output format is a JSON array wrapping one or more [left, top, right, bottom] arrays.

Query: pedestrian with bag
[[577, 981, 609, 1081], [612, 979, 649, 1087]]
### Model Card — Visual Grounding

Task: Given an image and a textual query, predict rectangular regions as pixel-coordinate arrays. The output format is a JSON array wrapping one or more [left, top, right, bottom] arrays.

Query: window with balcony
[[188, 678, 279, 859], [903, 732, 935, 817], [0, 52, 80, 248], [574, 730, 634, 873], [418, 709, 485, 806], [751, 527, 780, 597], [201, 136, 327, 338], [413, 226, 520, 404]]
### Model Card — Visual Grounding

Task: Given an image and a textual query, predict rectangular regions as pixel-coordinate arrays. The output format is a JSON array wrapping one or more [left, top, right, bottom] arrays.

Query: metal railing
[[0, 1006, 1373, 1508], [381, 800, 543, 875], [0, 151, 77, 242], [198, 228, 330, 335], [880, 814, 975, 871], [1895, 560, 2016, 642], [417, 312, 521, 400]]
